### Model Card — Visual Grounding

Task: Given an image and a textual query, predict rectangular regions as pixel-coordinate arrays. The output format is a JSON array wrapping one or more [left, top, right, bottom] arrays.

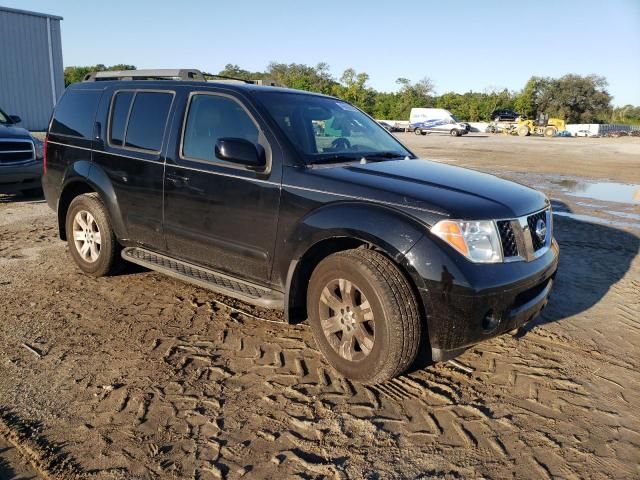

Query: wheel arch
[[57, 164, 127, 241], [281, 202, 428, 325]]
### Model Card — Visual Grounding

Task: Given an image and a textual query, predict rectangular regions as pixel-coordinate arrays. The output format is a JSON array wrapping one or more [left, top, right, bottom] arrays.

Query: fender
[[58, 161, 128, 241], [278, 201, 427, 322]]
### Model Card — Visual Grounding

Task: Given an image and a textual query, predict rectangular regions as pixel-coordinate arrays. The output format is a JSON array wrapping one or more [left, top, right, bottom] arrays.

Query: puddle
[[553, 211, 640, 230], [605, 210, 640, 221], [550, 179, 640, 204]]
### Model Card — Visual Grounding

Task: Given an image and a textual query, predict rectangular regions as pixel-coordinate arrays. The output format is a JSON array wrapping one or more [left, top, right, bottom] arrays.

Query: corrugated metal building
[[0, 6, 64, 131]]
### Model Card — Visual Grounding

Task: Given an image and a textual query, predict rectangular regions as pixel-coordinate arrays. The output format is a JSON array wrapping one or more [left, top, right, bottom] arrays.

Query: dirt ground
[[0, 134, 638, 479]]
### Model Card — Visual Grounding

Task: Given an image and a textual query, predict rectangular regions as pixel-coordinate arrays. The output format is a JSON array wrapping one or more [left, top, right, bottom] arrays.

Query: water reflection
[[550, 179, 640, 204]]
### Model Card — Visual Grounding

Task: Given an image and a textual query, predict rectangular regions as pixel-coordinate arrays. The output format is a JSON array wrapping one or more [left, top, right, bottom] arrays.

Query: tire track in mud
[[0, 198, 638, 479]]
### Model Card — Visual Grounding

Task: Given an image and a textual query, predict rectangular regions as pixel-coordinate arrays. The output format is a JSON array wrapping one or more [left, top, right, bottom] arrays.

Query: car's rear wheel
[[66, 193, 122, 277], [414, 128, 422, 135], [450, 129, 461, 137], [307, 248, 421, 383]]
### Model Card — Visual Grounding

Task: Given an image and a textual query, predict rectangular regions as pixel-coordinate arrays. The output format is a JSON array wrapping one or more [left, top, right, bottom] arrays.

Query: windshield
[[0, 108, 8, 124], [254, 92, 413, 163]]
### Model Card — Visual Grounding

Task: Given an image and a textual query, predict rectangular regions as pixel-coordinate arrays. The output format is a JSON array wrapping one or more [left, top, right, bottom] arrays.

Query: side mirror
[[9, 115, 21, 124], [215, 138, 265, 170]]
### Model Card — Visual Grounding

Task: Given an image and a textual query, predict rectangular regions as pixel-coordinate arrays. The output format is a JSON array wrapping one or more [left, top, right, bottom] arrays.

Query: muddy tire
[[307, 248, 421, 383], [544, 126, 557, 137], [65, 193, 122, 277], [517, 126, 530, 137]]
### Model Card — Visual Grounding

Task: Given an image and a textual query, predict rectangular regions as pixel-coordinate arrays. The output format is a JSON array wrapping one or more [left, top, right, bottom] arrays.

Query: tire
[[544, 126, 557, 137], [307, 248, 421, 383], [450, 129, 461, 137], [414, 128, 422, 135], [65, 193, 122, 277], [517, 126, 530, 137]]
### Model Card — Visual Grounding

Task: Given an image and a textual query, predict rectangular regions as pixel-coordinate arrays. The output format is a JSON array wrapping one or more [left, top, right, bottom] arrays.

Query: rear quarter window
[[51, 89, 102, 138]]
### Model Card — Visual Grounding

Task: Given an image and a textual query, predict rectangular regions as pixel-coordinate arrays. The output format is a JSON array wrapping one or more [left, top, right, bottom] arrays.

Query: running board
[[121, 247, 284, 309]]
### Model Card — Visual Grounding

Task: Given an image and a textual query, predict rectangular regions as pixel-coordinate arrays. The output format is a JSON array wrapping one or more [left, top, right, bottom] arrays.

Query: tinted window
[[51, 90, 102, 138], [109, 91, 134, 146], [183, 95, 259, 162], [124, 92, 173, 152]]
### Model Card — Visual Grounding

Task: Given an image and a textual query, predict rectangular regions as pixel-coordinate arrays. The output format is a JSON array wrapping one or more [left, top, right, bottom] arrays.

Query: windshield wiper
[[363, 151, 411, 160], [307, 154, 363, 165]]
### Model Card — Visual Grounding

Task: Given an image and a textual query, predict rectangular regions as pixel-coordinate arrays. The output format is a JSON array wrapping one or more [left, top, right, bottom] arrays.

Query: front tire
[[66, 193, 122, 277], [307, 249, 421, 383], [414, 128, 422, 135], [450, 129, 461, 137]]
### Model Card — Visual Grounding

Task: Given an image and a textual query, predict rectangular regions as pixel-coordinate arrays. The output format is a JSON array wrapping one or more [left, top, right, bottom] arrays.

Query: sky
[[3, 0, 640, 105]]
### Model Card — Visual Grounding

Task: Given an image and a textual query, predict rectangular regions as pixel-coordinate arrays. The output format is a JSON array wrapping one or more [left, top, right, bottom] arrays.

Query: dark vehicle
[[0, 107, 44, 195], [491, 109, 520, 122], [42, 70, 558, 383]]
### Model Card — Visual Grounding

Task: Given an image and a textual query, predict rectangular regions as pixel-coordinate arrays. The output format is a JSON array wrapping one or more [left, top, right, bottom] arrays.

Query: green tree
[[534, 74, 612, 123], [64, 64, 136, 86]]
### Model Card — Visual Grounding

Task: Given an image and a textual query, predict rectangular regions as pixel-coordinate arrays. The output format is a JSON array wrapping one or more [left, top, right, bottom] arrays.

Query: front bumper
[[0, 160, 43, 193], [403, 235, 559, 361]]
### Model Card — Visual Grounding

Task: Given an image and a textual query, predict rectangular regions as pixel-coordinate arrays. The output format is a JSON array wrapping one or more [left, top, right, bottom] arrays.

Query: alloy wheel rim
[[72, 210, 101, 263], [318, 278, 375, 362]]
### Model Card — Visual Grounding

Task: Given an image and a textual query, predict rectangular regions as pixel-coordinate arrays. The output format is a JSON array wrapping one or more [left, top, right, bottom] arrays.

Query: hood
[[0, 123, 32, 140], [304, 159, 548, 224]]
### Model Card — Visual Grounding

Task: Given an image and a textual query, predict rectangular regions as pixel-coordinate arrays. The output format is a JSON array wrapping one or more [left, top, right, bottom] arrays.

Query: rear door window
[[51, 89, 102, 138], [108, 91, 173, 152]]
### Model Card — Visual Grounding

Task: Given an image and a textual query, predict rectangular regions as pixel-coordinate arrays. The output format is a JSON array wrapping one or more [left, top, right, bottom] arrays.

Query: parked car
[[0, 106, 44, 196], [490, 109, 520, 122], [409, 108, 469, 137], [42, 70, 558, 383], [574, 130, 597, 137], [376, 120, 393, 132]]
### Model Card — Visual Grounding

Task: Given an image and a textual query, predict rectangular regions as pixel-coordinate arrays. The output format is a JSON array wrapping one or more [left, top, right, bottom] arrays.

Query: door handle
[[166, 173, 190, 186]]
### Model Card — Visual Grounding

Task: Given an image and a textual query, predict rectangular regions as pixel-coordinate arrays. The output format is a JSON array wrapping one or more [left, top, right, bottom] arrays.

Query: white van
[[409, 108, 469, 137]]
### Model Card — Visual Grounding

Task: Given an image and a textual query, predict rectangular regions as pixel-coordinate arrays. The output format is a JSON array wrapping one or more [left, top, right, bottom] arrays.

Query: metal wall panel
[[0, 8, 64, 130]]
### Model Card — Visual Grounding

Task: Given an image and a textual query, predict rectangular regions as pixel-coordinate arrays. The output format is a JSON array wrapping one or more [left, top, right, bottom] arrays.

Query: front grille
[[0, 140, 34, 165], [527, 210, 548, 251], [497, 220, 519, 257]]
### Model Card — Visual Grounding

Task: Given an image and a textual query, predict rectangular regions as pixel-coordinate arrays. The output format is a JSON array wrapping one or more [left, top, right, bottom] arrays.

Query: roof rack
[[203, 73, 278, 86], [83, 69, 206, 82]]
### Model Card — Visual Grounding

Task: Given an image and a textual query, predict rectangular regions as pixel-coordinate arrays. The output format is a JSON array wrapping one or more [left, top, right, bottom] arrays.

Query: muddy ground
[[0, 134, 639, 479]]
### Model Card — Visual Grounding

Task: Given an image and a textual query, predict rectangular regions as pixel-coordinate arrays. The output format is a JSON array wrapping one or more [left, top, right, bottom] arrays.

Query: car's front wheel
[[307, 248, 421, 383], [66, 193, 122, 277]]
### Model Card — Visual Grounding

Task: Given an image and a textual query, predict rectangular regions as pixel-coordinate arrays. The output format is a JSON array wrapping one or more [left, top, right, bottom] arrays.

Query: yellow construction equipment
[[514, 113, 566, 137]]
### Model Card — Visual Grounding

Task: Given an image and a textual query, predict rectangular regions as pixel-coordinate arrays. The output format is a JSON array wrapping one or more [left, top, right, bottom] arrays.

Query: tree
[[332, 68, 376, 113], [393, 77, 436, 119], [64, 64, 136, 86], [534, 74, 612, 123]]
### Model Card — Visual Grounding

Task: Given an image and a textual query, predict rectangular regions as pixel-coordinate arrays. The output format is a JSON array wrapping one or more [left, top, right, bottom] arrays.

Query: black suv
[[490, 109, 520, 122], [1, 107, 44, 195], [43, 70, 558, 382]]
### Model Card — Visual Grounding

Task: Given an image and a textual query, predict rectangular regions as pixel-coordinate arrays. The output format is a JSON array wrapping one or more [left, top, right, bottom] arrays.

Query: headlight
[[33, 138, 44, 159], [431, 220, 502, 263]]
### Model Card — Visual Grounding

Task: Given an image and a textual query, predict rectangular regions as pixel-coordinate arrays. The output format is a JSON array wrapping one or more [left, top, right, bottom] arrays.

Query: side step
[[122, 247, 284, 309]]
